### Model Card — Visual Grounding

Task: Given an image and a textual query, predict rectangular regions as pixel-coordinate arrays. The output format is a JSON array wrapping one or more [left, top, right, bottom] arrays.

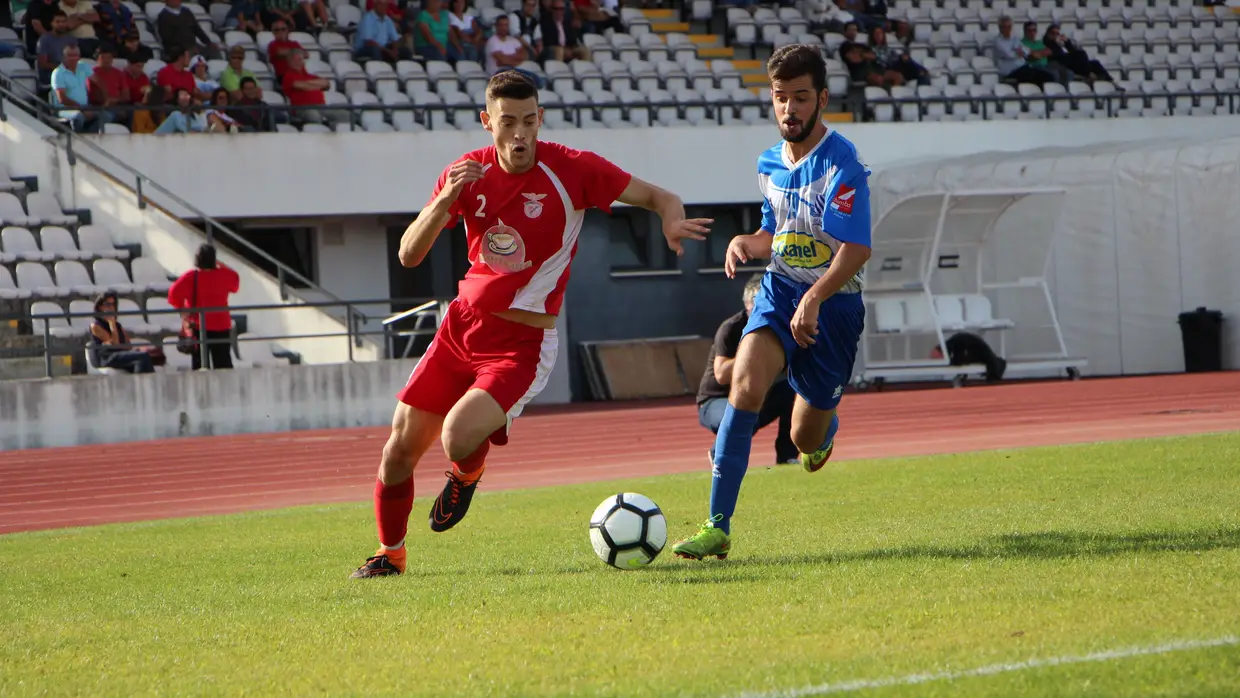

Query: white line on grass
[[735, 635, 1240, 698]]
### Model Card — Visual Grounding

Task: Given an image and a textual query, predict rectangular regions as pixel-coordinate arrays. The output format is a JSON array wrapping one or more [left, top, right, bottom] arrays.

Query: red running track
[[2, 373, 1238, 535]]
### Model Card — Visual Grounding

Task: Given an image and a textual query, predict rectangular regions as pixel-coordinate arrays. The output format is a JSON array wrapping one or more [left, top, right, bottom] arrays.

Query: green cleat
[[672, 514, 732, 560], [799, 442, 834, 473]]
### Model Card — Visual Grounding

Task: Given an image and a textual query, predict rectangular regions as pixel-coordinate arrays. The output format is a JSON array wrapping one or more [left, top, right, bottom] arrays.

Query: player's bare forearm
[[744, 231, 773, 259], [398, 197, 455, 267], [617, 177, 682, 220], [804, 242, 871, 304]]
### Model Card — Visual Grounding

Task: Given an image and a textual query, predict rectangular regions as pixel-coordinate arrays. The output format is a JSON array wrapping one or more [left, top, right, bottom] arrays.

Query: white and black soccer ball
[[588, 492, 667, 570]]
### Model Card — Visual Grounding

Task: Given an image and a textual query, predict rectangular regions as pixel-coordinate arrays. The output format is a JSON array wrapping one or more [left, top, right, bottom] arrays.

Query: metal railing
[[14, 296, 446, 378], [861, 89, 1240, 120], [0, 75, 339, 304]]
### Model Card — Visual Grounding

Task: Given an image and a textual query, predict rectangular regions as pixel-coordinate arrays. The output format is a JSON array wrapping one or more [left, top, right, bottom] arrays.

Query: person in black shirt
[[931, 331, 1008, 382], [697, 274, 798, 465]]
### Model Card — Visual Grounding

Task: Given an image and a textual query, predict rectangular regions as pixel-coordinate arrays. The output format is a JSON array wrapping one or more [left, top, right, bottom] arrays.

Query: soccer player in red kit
[[351, 70, 712, 578]]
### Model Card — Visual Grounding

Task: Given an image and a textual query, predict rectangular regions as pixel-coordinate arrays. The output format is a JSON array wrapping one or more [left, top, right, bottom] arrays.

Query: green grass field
[[4, 433, 1240, 697]]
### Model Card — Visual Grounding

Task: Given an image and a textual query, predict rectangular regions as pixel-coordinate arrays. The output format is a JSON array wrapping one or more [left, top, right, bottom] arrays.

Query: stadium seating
[[5, 0, 1240, 126], [0, 181, 294, 373]]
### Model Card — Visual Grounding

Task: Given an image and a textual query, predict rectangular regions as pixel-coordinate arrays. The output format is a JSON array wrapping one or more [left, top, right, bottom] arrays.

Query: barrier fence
[[4, 296, 447, 378]]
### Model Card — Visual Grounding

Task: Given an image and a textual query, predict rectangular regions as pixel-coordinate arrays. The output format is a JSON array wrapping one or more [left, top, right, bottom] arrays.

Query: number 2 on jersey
[[475, 194, 487, 218]]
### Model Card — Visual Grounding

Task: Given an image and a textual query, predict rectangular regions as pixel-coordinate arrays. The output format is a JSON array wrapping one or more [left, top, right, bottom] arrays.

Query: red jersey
[[428, 142, 631, 316], [168, 265, 241, 332]]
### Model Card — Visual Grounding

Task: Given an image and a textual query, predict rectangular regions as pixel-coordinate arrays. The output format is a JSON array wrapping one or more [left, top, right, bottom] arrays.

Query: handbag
[[176, 270, 200, 356]]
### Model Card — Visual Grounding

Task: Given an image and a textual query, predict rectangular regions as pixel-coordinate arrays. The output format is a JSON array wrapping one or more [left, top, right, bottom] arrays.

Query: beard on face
[[780, 98, 822, 144]]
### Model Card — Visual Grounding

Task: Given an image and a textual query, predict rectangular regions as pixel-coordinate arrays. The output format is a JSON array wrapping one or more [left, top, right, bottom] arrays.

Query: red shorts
[[397, 299, 558, 445]]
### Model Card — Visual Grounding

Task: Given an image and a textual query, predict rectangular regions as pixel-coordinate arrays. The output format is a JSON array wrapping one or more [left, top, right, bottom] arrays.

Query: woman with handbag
[[90, 291, 162, 374], [167, 243, 241, 370]]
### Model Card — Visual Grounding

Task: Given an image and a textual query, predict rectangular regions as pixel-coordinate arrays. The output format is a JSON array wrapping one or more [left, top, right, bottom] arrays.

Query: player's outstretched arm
[[616, 177, 712, 256], [398, 159, 484, 267]]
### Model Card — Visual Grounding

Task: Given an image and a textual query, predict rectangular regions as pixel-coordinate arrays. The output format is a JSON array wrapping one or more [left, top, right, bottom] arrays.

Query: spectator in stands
[[541, 1, 588, 62], [130, 84, 166, 132], [1043, 25, 1114, 84], [190, 54, 221, 93], [157, 47, 203, 101], [266, 21, 303, 80], [281, 48, 329, 125], [155, 87, 208, 133], [205, 88, 243, 132], [1020, 21, 1072, 85], [834, 0, 881, 33], [88, 44, 130, 121], [298, 0, 331, 32], [123, 50, 151, 102], [51, 44, 113, 132], [95, 0, 136, 48], [157, 0, 220, 59], [224, 0, 265, 34], [59, 0, 100, 58], [219, 45, 259, 99], [355, 0, 410, 63], [509, 0, 543, 62], [413, 0, 459, 62], [231, 77, 268, 130], [116, 29, 151, 64], [90, 291, 157, 374], [868, 25, 927, 85], [837, 20, 860, 58], [992, 16, 1051, 87], [449, 0, 484, 62], [169, 243, 239, 371], [842, 40, 903, 88], [485, 16, 527, 75], [697, 274, 799, 466], [36, 12, 78, 84], [890, 19, 913, 48], [570, 0, 621, 34], [24, 0, 61, 56], [365, 0, 404, 21]]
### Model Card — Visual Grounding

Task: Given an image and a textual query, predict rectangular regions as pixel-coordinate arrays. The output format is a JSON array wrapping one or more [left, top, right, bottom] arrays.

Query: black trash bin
[[1177, 307, 1224, 373]]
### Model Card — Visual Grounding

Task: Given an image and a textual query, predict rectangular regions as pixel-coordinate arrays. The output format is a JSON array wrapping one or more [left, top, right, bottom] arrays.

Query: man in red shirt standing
[[351, 70, 712, 578], [266, 21, 303, 80], [167, 244, 241, 371], [281, 48, 328, 125]]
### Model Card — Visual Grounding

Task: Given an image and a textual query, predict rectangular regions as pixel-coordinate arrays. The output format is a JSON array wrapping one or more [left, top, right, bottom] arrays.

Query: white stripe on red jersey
[[424, 141, 632, 316]]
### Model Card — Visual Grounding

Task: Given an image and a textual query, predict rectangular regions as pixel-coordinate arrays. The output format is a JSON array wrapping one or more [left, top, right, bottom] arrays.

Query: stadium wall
[[0, 99, 382, 365], [83, 115, 1240, 219], [870, 135, 1240, 376], [0, 360, 423, 449]]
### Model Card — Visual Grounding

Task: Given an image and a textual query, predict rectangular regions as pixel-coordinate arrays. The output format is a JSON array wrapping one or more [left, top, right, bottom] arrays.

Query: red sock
[[453, 442, 489, 484], [374, 476, 414, 548]]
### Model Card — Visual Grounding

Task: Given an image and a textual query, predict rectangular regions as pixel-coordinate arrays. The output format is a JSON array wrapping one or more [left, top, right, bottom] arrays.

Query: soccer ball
[[588, 493, 667, 570]]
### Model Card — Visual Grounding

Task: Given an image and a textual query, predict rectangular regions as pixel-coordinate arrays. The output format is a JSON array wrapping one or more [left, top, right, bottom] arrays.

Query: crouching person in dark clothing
[[697, 273, 799, 465], [90, 291, 156, 374], [932, 331, 1007, 382]]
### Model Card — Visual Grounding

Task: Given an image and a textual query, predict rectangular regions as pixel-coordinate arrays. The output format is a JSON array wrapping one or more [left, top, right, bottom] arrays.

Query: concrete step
[[686, 34, 723, 47], [640, 8, 677, 20], [0, 355, 73, 380], [742, 73, 771, 86], [650, 21, 691, 33], [696, 46, 734, 59]]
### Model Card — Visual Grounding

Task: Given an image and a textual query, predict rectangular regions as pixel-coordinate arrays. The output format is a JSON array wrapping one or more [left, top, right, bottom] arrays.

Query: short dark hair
[[767, 44, 827, 93], [486, 69, 538, 104], [239, 76, 257, 88], [195, 243, 217, 270], [167, 46, 187, 63]]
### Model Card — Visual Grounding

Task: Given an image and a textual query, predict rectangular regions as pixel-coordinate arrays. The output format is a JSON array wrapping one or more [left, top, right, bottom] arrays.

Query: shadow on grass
[[639, 525, 1240, 581]]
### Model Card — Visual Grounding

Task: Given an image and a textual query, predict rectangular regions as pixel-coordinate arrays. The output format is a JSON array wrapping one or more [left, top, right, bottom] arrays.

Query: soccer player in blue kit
[[672, 44, 873, 560]]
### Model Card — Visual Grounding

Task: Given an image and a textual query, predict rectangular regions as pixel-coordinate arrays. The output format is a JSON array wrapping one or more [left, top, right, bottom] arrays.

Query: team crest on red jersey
[[522, 193, 546, 219], [481, 220, 533, 274]]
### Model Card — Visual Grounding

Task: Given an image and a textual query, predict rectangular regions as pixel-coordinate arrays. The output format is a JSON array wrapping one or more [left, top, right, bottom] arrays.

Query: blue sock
[[709, 404, 759, 535], [819, 413, 840, 451]]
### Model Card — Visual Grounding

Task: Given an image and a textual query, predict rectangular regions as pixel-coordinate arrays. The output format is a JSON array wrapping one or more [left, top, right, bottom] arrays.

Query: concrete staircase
[[640, 8, 854, 123]]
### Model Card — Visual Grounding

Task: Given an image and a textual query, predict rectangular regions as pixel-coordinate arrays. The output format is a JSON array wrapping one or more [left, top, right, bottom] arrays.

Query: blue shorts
[[742, 271, 865, 411]]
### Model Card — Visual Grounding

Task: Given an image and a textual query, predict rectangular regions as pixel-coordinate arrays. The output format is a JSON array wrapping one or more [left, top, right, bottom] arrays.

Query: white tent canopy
[[866, 135, 1240, 377], [859, 188, 1084, 386]]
